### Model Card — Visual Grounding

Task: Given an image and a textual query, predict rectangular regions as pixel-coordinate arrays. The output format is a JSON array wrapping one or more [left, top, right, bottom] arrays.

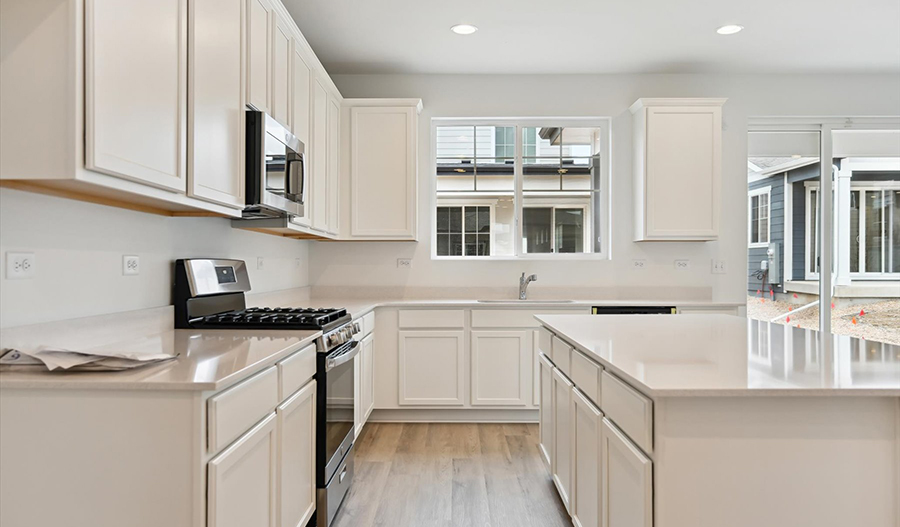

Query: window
[[748, 187, 771, 247], [434, 120, 609, 259]]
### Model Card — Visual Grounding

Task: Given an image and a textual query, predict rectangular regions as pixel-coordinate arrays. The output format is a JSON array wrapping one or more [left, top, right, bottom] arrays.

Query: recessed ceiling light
[[716, 24, 744, 35], [450, 24, 478, 35]]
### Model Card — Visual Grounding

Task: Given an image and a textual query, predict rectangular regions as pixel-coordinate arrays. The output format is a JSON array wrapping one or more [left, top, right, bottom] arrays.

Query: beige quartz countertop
[[537, 314, 900, 398]]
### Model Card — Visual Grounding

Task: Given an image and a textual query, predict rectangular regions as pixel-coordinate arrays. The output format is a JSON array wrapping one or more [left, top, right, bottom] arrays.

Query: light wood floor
[[331, 423, 572, 527]]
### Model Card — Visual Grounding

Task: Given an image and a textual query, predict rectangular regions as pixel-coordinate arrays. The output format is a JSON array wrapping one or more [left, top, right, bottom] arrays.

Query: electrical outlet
[[632, 259, 647, 270], [675, 259, 690, 270], [257, 257, 265, 270], [123, 255, 140, 276], [712, 260, 727, 274], [397, 258, 412, 269], [6, 252, 35, 279]]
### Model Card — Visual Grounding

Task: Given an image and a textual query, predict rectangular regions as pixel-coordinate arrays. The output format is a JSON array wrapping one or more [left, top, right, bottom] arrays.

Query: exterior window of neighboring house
[[748, 187, 771, 247], [434, 120, 609, 259]]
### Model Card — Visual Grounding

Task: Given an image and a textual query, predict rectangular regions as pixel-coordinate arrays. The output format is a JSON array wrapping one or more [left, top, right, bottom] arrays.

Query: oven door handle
[[325, 340, 361, 371]]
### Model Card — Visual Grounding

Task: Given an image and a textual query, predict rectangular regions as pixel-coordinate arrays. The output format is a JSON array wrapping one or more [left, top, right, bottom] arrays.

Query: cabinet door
[[350, 106, 417, 239], [600, 418, 652, 527], [246, 0, 271, 112], [471, 330, 529, 406], [552, 367, 574, 513], [208, 413, 277, 527], [290, 42, 312, 226], [326, 94, 340, 235], [277, 381, 316, 527], [188, 0, 245, 208], [538, 353, 554, 470], [311, 79, 328, 231], [573, 389, 603, 527], [85, 0, 186, 192], [398, 331, 465, 405], [355, 333, 375, 437], [271, 13, 291, 127]]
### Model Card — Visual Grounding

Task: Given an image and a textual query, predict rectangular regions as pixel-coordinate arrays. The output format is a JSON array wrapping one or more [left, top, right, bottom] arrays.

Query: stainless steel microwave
[[244, 111, 306, 218]]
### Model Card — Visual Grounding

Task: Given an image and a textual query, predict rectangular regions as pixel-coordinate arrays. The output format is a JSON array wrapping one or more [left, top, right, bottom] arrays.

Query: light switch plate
[[712, 260, 727, 274], [257, 257, 265, 270]]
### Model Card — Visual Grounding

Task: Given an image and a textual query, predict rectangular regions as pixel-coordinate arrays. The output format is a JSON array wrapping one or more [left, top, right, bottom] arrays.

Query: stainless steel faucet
[[519, 272, 538, 300]]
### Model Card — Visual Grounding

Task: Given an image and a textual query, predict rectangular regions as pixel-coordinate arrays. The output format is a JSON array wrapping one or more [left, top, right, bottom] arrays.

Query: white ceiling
[[282, 0, 900, 75]]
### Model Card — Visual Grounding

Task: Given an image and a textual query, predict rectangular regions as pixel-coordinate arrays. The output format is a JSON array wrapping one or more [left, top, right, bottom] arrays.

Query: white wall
[[0, 189, 310, 327], [310, 73, 900, 301]]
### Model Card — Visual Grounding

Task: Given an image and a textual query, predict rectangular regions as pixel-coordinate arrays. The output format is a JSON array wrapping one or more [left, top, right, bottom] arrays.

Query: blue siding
[[748, 175, 785, 293]]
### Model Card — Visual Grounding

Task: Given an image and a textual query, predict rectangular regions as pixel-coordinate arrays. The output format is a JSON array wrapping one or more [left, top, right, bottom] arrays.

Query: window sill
[[748, 243, 769, 249], [432, 254, 610, 261]]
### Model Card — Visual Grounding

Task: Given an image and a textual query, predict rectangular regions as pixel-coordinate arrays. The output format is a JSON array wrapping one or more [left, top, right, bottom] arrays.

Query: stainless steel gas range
[[173, 258, 358, 527]]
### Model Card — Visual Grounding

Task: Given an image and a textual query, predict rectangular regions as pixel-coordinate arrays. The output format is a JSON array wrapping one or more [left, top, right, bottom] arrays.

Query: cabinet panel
[[277, 381, 315, 527], [278, 343, 316, 401], [85, 0, 186, 192], [271, 13, 291, 127], [290, 42, 312, 145], [533, 329, 541, 406], [573, 389, 603, 527], [538, 353, 554, 470], [471, 309, 587, 328], [246, 0, 271, 112], [350, 105, 417, 238], [398, 309, 465, 329], [601, 418, 652, 527], [188, 0, 245, 208], [552, 335, 572, 376], [552, 367, 574, 513], [600, 371, 653, 455], [311, 79, 328, 231], [326, 95, 340, 234], [208, 366, 278, 454], [471, 330, 529, 406], [570, 350, 602, 407], [399, 331, 464, 405], [208, 413, 277, 527], [355, 333, 375, 436]]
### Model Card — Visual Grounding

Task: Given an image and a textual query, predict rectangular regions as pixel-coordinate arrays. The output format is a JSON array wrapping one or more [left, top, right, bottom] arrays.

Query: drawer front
[[570, 350, 602, 406], [551, 335, 572, 376], [208, 366, 279, 453], [361, 311, 376, 337], [472, 309, 586, 328], [398, 309, 465, 328], [279, 343, 317, 400], [600, 371, 653, 454], [537, 326, 553, 358]]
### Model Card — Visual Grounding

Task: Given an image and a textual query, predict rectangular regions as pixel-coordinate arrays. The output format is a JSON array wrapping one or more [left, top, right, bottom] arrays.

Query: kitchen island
[[534, 314, 899, 527]]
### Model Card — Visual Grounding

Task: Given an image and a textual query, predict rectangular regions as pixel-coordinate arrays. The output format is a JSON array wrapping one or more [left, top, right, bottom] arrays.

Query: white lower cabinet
[[552, 367, 574, 513], [538, 353, 554, 469], [572, 389, 603, 527], [398, 330, 465, 405], [277, 381, 316, 527], [208, 413, 278, 527], [601, 418, 652, 527], [471, 330, 530, 406], [356, 332, 375, 436]]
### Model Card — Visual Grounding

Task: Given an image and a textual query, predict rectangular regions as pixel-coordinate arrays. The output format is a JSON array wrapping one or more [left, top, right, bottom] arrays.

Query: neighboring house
[[747, 157, 900, 297]]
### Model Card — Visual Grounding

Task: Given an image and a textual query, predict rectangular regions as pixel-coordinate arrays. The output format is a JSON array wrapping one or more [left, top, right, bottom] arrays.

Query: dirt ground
[[746, 295, 900, 345]]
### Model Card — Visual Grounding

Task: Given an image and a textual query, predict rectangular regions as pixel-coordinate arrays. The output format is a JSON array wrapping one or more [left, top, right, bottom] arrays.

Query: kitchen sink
[[477, 299, 575, 303]]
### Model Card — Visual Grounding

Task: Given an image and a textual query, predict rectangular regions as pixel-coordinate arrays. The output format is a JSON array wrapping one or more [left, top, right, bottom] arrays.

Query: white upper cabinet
[[327, 94, 340, 235], [311, 78, 329, 231], [188, 0, 246, 209], [290, 41, 312, 146], [631, 98, 726, 241], [347, 100, 422, 240], [246, 0, 272, 113], [84, 0, 186, 192], [271, 12, 292, 127]]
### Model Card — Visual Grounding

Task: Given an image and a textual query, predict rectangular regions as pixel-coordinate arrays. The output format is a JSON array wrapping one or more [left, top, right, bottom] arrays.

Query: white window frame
[[434, 201, 496, 258], [431, 117, 611, 260], [747, 186, 771, 248]]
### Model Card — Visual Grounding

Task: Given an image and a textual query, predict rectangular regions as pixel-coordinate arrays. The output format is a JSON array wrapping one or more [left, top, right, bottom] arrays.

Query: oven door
[[323, 340, 358, 481]]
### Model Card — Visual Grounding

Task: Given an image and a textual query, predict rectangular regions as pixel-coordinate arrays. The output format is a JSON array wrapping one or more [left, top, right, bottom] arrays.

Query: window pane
[[759, 217, 768, 244], [465, 234, 478, 256], [449, 234, 462, 256], [522, 127, 560, 157], [810, 190, 818, 274], [850, 190, 860, 273], [436, 126, 476, 159], [750, 196, 759, 243], [477, 207, 490, 233], [523, 207, 553, 253], [437, 233, 450, 256], [448, 207, 462, 233], [555, 208, 584, 253], [464, 207, 477, 233], [560, 127, 599, 158], [893, 190, 900, 273], [865, 190, 885, 273], [436, 207, 450, 234]]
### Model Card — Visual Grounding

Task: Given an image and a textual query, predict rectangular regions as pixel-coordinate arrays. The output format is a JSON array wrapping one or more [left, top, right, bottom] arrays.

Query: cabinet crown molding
[[343, 98, 423, 113], [629, 98, 727, 114]]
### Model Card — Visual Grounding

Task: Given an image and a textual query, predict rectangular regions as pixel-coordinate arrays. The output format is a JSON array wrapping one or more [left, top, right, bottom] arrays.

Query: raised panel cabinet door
[[311, 79, 328, 231], [398, 331, 465, 406], [271, 13, 291, 127], [326, 94, 340, 235], [85, 0, 186, 192], [277, 381, 316, 527], [552, 367, 574, 513], [538, 353, 555, 471], [208, 413, 277, 527], [290, 42, 311, 146], [246, 0, 271, 112], [350, 106, 417, 238], [471, 330, 529, 406], [188, 0, 245, 208], [600, 418, 652, 527], [363, 333, 375, 420], [572, 389, 603, 527]]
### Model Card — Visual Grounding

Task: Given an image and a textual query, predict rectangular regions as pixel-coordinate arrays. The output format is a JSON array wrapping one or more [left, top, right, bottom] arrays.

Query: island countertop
[[535, 314, 900, 398]]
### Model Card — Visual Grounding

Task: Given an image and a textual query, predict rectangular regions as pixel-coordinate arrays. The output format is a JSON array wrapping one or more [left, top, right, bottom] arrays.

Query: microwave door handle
[[286, 157, 304, 201]]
